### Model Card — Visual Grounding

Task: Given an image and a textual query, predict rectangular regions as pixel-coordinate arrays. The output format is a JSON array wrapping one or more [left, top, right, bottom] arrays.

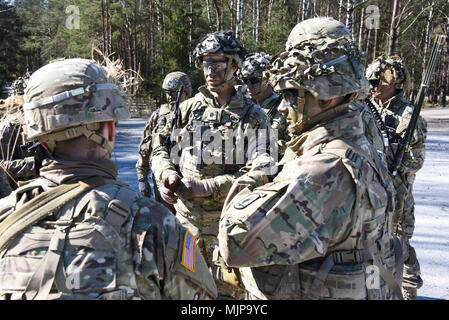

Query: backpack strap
[[0, 177, 104, 252], [0, 177, 106, 300]]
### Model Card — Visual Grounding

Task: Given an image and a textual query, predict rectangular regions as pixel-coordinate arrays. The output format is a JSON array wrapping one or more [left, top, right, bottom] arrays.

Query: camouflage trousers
[[174, 200, 246, 300], [393, 177, 422, 291]]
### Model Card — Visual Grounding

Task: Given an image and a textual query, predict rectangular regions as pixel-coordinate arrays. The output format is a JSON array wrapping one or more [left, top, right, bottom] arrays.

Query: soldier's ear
[[39, 141, 49, 150], [102, 120, 116, 143], [231, 61, 238, 75]]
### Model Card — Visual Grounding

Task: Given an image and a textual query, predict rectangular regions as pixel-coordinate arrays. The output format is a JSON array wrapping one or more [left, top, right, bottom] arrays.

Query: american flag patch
[[181, 230, 196, 272]]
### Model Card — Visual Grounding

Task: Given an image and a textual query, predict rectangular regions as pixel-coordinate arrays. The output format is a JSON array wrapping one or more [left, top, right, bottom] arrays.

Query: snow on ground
[[412, 108, 449, 300], [115, 108, 449, 300]]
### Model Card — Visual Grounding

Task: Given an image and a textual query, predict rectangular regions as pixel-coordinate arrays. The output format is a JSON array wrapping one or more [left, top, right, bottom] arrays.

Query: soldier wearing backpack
[[0, 58, 217, 300]]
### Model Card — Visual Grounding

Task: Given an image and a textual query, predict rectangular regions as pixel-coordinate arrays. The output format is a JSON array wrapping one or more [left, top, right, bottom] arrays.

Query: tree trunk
[[255, 0, 260, 44], [206, 0, 212, 26], [366, 28, 371, 60], [358, 7, 365, 50], [346, 0, 354, 39], [235, 0, 242, 39], [268, 0, 274, 25], [213, 0, 221, 30], [338, 0, 344, 22], [442, 20, 449, 108], [189, 0, 193, 66], [388, 0, 399, 56], [373, 27, 378, 59], [422, 0, 435, 79], [107, 0, 112, 55], [302, 0, 308, 21], [101, 0, 106, 54]]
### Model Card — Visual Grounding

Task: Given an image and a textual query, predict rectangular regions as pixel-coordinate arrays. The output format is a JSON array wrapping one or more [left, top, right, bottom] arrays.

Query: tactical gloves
[[158, 174, 181, 204], [175, 177, 213, 200], [34, 144, 51, 173]]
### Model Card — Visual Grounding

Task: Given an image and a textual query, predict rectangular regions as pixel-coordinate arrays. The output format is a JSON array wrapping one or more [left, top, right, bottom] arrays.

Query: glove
[[175, 176, 213, 200], [34, 144, 51, 172], [139, 180, 152, 198], [158, 174, 181, 204]]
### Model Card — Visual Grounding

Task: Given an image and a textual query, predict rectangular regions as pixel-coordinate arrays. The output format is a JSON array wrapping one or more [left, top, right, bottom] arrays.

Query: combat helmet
[[162, 71, 192, 98], [22, 58, 130, 155], [193, 30, 247, 68], [239, 52, 272, 80], [366, 55, 411, 91], [268, 17, 368, 134]]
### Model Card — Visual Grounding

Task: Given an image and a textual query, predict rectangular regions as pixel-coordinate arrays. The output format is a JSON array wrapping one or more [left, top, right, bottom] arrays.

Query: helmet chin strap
[[40, 123, 113, 158], [288, 88, 308, 135]]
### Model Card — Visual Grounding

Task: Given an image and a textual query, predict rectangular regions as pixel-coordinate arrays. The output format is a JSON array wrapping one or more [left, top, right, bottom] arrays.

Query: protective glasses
[[201, 59, 228, 72], [243, 77, 262, 86], [369, 80, 379, 88]]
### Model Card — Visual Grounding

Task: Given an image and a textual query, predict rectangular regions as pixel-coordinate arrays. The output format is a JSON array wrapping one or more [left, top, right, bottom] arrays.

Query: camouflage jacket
[[136, 103, 172, 182], [219, 107, 399, 300], [151, 85, 272, 205], [373, 90, 427, 180], [260, 92, 290, 154], [0, 159, 217, 300], [0, 168, 11, 198], [350, 99, 386, 155], [0, 115, 41, 188]]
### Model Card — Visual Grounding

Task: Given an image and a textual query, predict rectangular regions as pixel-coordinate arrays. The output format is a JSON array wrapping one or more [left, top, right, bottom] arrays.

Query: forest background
[[1, 0, 448, 106]]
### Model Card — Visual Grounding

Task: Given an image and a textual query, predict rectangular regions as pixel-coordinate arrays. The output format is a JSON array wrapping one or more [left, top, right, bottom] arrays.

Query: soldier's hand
[[175, 177, 213, 200], [139, 180, 152, 198], [164, 174, 181, 192], [158, 181, 179, 204], [34, 144, 51, 172]]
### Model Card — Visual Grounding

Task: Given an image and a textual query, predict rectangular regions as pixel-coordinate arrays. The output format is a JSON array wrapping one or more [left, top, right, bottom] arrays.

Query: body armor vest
[[179, 96, 254, 179], [236, 139, 401, 300], [0, 178, 143, 300]]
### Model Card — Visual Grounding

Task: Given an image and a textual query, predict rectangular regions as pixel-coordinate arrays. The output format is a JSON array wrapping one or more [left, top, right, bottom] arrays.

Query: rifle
[[165, 84, 184, 150], [390, 34, 446, 176], [266, 96, 282, 121]]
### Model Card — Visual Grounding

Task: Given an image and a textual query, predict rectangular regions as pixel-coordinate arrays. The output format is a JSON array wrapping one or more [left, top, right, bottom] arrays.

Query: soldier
[[136, 71, 192, 209], [0, 95, 49, 191], [150, 30, 272, 299], [0, 58, 217, 300], [366, 55, 427, 300], [0, 166, 11, 198], [239, 52, 290, 155], [218, 17, 403, 300]]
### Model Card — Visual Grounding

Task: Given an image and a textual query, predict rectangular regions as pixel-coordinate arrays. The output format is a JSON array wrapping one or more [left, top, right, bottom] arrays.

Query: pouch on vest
[[221, 180, 292, 228], [0, 180, 137, 300]]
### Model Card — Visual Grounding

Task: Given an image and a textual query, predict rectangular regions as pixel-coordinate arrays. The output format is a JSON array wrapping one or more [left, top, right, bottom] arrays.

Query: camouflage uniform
[[219, 18, 402, 300], [0, 167, 11, 198], [136, 72, 192, 210], [0, 58, 217, 300], [239, 52, 289, 155], [0, 111, 48, 190], [151, 31, 272, 299], [366, 56, 427, 299]]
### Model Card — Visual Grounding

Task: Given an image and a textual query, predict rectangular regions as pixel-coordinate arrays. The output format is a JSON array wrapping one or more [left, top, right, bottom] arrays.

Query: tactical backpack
[[0, 177, 139, 300]]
